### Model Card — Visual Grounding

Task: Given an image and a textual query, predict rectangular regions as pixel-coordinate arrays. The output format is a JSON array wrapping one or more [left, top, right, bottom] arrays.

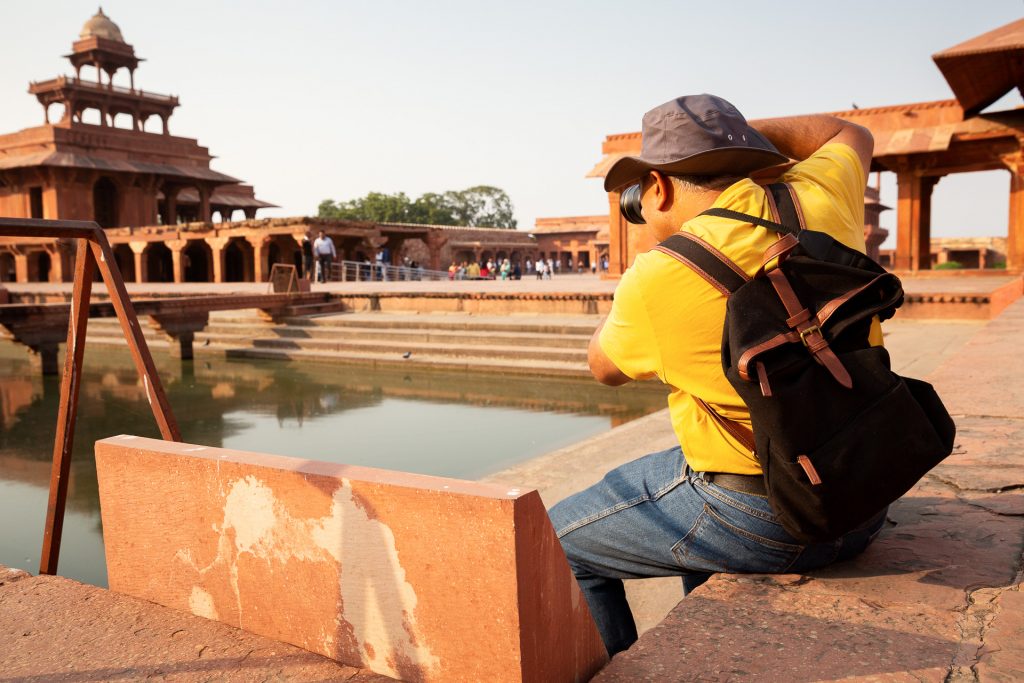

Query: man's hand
[[589, 317, 631, 386], [751, 115, 874, 179]]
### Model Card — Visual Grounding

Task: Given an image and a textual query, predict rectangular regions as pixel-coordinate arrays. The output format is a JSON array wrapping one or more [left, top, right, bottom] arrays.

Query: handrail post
[[39, 239, 94, 575]]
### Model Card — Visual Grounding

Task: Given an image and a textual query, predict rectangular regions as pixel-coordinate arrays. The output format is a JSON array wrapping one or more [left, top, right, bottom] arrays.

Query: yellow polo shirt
[[600, 143, 881, 475]]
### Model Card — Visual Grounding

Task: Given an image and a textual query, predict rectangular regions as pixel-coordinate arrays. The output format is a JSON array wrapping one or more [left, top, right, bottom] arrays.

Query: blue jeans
[[549, 446, 886, 656]]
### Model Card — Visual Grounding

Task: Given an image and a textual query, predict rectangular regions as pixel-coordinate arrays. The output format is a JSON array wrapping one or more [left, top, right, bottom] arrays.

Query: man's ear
[[650, 171, 672, 212]]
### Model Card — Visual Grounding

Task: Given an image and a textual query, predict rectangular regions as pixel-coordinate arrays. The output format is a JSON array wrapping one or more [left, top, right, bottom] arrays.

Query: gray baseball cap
[[604, 94, 789, 192]]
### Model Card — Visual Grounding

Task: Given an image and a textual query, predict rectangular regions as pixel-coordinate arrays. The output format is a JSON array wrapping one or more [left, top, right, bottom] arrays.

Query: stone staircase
[[85, 311, 597, 377]]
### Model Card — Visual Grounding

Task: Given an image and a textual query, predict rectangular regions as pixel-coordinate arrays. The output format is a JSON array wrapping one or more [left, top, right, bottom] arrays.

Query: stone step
[[215, 322, 589, 349], [279, 313, 600, 336], [244, 335, 588, 362], [87, 317, 592, 350], [219, 345, 591, 378]]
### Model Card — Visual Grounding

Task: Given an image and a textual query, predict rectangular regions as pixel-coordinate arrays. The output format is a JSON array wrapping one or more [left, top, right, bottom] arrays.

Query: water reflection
[[0, 341, 666, 586]]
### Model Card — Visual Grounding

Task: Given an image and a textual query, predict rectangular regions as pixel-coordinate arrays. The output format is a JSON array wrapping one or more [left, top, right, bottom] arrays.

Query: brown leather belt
[[702, 472, 767, 496]]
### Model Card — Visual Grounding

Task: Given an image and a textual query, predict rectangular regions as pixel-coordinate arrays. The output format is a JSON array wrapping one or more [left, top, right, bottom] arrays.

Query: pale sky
[[1, 1, 1022, 246]]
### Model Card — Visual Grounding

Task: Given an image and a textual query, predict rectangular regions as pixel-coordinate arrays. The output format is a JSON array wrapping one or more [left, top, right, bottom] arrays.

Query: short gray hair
[[669, 174, 742, 193]]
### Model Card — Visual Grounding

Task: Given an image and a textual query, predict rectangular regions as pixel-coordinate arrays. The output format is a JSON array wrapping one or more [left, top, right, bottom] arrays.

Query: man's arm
[[751, 115, 873, 178], [588, 317, 631, 386]]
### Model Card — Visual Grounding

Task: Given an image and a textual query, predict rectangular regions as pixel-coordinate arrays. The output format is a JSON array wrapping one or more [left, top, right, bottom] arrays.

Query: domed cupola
[[79, 7, 125, 43]]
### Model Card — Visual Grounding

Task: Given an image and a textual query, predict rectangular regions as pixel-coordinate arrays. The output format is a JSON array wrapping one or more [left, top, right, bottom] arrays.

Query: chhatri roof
[[79, 7, 125, 43], [933, 18, 1024, 116]]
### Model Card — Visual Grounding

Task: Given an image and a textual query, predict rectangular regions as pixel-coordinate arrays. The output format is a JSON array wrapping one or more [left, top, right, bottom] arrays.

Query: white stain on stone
[[178, 474, 439, 680], [310, 479, 440, 678], [189, 586, 219, 620]]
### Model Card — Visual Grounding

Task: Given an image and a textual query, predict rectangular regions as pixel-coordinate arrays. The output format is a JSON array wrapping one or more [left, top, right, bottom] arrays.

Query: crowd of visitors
[[298, 229, 610, 282], [446, 256, 609, 280]]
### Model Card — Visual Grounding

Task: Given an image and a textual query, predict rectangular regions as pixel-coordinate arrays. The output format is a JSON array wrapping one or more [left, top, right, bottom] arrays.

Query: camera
[[619, 183, 645, 224]]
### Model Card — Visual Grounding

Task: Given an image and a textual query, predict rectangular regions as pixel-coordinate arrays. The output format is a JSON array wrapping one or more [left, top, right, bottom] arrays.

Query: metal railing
[[329, 260, 450, 282], [0, 218, 179, 575]]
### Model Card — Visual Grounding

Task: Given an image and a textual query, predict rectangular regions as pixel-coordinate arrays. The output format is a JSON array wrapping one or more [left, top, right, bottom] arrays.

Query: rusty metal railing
[[0, 217, 180, 575]]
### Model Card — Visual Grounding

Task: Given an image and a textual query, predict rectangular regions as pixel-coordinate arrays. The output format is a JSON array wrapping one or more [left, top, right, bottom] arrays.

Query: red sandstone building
[[589, 18, 1024, 276], [0, 10, 537, 284]]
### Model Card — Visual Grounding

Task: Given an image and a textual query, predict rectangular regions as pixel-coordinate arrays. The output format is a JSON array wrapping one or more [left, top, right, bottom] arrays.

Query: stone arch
[[93, 176, 119, 228], [184, 240, 212, 282], [0, 252, 15, 282], [145, 243, 174, 283], [113, 243, 135, 282], [224, 238, 253, 282]]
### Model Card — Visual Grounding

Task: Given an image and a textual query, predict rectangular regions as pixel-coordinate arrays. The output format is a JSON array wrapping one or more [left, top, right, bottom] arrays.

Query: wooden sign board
[[268, 263, 298, 294]]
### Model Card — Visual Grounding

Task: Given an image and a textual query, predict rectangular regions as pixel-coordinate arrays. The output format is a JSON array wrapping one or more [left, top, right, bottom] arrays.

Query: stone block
[[95, 436, 607, 682]]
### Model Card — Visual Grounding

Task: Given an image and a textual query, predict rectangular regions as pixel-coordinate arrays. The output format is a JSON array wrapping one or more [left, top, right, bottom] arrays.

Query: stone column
[[206, 237, 230, 283], [168, 239, 187, 283], [424, 229, 448, 272], [13, 251, 28, 283], [129, 241, 149, 283], [607, 191, 626, 277], [164, 186, 180, 225], [1002, 151, 1024, 271], [895, 172, 939, 271], [198, 186, 212, 223], [247, 235, 269, 283]]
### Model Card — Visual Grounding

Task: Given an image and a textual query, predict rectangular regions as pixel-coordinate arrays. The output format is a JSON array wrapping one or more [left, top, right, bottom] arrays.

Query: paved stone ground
[[0, 567, 392, 682], [586, 301, 1024, 681]]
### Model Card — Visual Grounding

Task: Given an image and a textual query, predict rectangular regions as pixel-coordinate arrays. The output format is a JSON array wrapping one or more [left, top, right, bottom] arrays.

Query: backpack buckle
[[799, 325, 821, 346]]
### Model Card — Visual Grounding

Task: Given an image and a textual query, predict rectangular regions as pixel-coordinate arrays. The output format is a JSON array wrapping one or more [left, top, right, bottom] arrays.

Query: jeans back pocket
[[672, 503, 803, 574]]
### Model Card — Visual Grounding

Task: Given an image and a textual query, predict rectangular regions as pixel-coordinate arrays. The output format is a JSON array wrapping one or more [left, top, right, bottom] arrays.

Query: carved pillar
[[607, 190, 626, 277], [424, 229, 448, 272], [206, 237, 230, 284], [247, 235, 269, 283], [164, 186, 180, 225], [895, 172, 940, 271], [198, 186, 212, 223], [167, 239, 187, 283], [13, 252, 28, 283], [1002, 151, 1024, 271], [129, 241, 148, 283]]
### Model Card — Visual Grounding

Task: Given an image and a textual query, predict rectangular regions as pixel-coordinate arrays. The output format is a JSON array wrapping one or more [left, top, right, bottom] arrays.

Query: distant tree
[[318, 186, 516, 229]]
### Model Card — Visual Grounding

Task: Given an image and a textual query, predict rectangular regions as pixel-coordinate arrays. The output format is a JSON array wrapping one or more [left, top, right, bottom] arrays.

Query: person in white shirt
[[313, 231, 336, 283]]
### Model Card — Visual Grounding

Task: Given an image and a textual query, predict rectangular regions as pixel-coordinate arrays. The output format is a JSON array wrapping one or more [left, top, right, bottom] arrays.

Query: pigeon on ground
[[402, 351, 412, 359]]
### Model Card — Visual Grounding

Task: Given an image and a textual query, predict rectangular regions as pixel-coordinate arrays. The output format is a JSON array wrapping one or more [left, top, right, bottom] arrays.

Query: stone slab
[[94, 436, 607, 682], [0, 568, 390, 682]]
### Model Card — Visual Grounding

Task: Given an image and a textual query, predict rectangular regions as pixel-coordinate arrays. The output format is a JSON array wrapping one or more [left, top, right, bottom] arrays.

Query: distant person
[[536, 259, 545, 280], [313, 231, 336, 283], [500, 259, 511, 280], [448, 262, 457, 280], [525, 259, 534, 276], [513, 261, 522, 280], [546, 258, 554, 278], [467, 261, 481, 279], [300, 234, 314, 280]]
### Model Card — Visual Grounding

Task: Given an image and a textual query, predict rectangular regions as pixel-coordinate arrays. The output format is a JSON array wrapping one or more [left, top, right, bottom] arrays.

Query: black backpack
[[658, 183, 956, 543]]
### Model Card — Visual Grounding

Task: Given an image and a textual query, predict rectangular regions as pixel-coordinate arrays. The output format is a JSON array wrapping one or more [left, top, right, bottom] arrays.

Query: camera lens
[[620, 183, 645, 224]]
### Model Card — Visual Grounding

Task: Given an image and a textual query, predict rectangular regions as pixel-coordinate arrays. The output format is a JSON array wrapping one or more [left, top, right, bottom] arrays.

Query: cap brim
[[603, 148, 790, 192]]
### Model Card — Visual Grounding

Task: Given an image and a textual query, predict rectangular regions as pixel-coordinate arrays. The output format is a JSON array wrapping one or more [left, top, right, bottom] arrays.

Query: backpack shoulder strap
[[653, 231, 750, 296], [697, 182, 804, 235], [765, 182, 807, 231]]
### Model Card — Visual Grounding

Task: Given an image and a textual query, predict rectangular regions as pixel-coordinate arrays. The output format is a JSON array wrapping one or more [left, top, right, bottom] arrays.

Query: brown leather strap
[[737, 329, 802, 381], [695, 396, 756, 453], [759, 233, 800, 274], [766, 268, 853, 388]]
